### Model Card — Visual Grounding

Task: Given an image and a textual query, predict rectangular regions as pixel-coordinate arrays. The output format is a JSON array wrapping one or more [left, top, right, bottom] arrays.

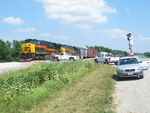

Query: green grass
[[26, 63, 116, 113], [0, 60, 98, 113]]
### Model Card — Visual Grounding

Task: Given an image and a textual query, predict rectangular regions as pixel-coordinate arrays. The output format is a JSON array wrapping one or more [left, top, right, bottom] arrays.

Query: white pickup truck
[[55, 53, 80, 61], [94, 52, 119, 65]]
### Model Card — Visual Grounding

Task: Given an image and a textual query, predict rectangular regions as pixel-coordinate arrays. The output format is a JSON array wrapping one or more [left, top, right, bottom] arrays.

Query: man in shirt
[[127, 33, 134, 55]]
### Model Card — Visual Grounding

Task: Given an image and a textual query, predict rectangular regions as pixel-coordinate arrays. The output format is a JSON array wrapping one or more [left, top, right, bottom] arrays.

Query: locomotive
[[20, 39, 97, 60]]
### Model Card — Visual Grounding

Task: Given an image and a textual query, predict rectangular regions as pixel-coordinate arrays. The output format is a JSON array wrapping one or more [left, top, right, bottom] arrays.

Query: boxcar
[[87, 48, 98, 58]]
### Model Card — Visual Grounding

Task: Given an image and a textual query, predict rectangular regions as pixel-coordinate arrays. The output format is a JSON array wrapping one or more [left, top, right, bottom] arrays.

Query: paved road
[[114, 68, 150, 113]]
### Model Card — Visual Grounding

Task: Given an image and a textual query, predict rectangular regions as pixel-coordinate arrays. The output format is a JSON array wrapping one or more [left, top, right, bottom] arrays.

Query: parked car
[[117, 56, 144, 79], [139, 59, 150, 70], [94, 52, 119, 65]]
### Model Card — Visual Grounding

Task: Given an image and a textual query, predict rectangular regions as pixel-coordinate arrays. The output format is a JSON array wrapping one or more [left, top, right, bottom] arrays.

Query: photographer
[[127, 33, 134, 55]]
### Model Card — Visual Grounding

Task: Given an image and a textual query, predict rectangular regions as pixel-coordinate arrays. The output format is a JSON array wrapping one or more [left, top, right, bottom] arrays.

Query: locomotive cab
[[20, 43, 36, 59]]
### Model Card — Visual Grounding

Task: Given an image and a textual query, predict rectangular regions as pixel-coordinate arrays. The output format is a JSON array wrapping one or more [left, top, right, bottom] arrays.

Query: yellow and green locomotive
[[20, 39, 80, 60]]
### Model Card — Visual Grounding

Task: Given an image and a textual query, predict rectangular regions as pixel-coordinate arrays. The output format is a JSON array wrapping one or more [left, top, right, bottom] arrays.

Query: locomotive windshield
[[25, 39, 38, 44]]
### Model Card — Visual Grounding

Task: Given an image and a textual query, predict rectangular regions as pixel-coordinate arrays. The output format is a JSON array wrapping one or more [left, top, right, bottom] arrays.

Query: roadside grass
[[0, 60, 98, 113], [26, 64, 116, 113]]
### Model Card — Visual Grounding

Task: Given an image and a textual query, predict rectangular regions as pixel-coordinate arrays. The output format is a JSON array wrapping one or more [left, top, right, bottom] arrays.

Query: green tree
[[12, 40, 21, 58], [0, 39, 7, 61], [5, 41, 13, 61], [89, 45, 128, 56], [0, 39, 22, 62], [144, 52, 150, 57]]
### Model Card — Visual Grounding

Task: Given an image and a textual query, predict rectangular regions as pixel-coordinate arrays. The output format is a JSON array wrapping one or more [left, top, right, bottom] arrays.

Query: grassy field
[[27, 64, 116, 113], [0, 60, 116, 113]]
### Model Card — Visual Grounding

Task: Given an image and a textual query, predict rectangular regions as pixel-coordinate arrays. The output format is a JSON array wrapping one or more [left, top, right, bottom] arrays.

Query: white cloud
[[56, 35, 69, 40], [137, 35, 150, 42], [39, 33, 52, 37], [15, 27, 35, 33], [38, 33, 69, 40], [52, 35, 70, 40], [19, 0, 24, 3], [38, 0, 117, 23], [126, 8, 130, 12], [3, 17, 24, 25], [36, 32, 69, 40], [97, 28, 128, 38], [75, 24, 92, 30]]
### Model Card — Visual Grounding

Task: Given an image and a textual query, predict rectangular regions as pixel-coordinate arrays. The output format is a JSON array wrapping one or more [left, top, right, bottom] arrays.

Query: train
[[20, 39, 98, 60]]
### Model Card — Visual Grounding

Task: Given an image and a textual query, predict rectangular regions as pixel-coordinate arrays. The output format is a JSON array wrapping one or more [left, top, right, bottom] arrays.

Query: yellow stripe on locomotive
[[60, 47, 75, 54], [21, 43, 36, 54]]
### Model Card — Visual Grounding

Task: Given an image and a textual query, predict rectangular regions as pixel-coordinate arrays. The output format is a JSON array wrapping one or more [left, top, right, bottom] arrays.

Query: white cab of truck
[[55, 53, 80, 61], [94, 52, 119, 65]]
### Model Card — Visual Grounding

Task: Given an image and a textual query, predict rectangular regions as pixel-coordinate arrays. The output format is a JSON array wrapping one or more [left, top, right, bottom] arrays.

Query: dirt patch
[[0, 61, 41, 75]]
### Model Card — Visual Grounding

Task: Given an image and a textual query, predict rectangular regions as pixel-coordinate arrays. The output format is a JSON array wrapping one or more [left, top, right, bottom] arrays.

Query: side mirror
[[139, 61, 142, 63]]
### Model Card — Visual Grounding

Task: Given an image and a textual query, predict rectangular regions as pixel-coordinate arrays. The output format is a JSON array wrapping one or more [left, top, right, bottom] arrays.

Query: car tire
[[137, 74, 144, 79], [140, 71, 144, 79], [140, 75, 144, 79], [55, 57, 59, 61], [116, 76, 121, 81], [94, 59, 98, 63], [115, 62, 118, 65], [105, 60, 109, 64], [69, 57, 74, 61]]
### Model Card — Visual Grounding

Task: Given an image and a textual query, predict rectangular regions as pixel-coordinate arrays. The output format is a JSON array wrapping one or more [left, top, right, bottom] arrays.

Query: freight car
[[20, 39, 97, 60], [87, 48, 98, 58]]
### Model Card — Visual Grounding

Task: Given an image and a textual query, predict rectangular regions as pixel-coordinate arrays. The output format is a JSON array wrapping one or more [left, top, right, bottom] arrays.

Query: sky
[[0, 0, 150, 53]]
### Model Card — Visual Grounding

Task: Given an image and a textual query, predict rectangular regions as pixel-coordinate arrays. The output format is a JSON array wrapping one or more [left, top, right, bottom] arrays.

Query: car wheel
[[137, 74, 144, 79], [116, 76, 121, 81], [115, 62, 118, 65], [55, 57, 59, 61], [69, 57, 74, 61], [140, 75, 144, 79], [94, 59, 98, 63], [140, 72, 144, 79], [105, 60, 109, 64]]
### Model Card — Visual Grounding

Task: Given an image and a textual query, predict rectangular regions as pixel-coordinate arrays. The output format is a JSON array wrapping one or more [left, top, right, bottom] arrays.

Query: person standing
[[127, 33, 134, 55]]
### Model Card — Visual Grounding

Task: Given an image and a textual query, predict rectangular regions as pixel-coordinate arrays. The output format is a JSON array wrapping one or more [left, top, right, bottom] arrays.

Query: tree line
[[0, 39, 21, 62], [144, 52, 150, 57], [89, 46, 129, 56]]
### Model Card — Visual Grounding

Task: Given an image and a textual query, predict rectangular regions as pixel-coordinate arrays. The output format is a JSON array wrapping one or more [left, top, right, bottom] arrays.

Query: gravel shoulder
[[0, 61, 49, 75], [114, 68, 150, 113]]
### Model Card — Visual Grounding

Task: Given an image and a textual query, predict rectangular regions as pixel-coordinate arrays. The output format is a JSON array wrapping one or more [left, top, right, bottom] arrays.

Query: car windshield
[[97, 53, 101, 57], [105, 53, 113, 57], [119, 58, 139, 65]]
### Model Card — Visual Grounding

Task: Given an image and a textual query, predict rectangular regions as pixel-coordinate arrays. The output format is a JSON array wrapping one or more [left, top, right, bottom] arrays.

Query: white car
[[117, 56, 144, 79], [140, 59, 150, 70]]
